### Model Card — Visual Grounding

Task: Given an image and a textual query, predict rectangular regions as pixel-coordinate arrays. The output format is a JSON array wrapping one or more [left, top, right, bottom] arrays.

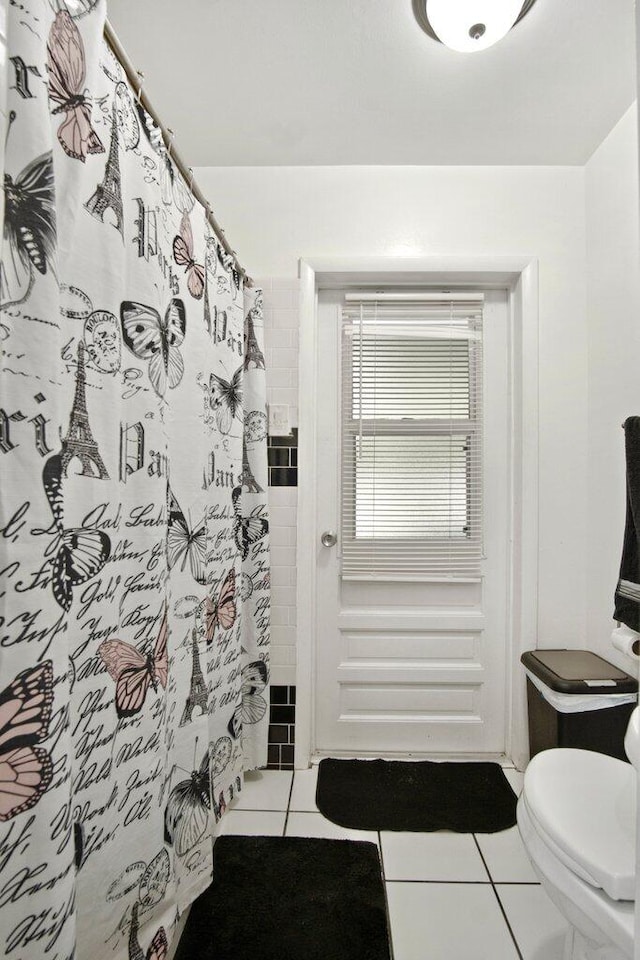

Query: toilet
[[517, 707, 639, 960]]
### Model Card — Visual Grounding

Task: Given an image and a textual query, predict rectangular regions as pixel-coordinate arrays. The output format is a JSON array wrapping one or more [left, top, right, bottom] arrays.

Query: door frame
[[295, 255, 539, 771]]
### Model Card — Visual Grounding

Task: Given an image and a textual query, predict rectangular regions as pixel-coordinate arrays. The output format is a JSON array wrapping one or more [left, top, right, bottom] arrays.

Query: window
[[340, 293, 483, 580]]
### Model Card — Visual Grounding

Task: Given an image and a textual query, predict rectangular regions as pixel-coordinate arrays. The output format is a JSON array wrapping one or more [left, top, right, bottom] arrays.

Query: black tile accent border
[[268, 428, 298, 487], [270, 704, 295, 724], [268, 724, 290, 744], [268, 429, 298, 448], [270, 467, 297, 487], [270, 685, 289, 705], [266, 685, 296, 769]]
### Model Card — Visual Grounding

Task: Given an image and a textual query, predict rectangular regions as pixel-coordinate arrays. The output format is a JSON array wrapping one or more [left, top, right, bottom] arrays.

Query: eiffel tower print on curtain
[[180, 626, 209, 725], [85, 101, 124, 238], [61, 341, 109, 479], [243, 308, 265, 370], [239, 435, 263, 494]]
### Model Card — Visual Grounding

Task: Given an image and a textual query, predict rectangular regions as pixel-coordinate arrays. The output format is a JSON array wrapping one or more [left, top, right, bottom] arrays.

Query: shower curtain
[[0, 2, 270, 958]]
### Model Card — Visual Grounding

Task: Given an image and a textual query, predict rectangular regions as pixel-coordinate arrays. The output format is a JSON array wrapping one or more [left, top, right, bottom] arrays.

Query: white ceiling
[[106, 0, 637, 167]]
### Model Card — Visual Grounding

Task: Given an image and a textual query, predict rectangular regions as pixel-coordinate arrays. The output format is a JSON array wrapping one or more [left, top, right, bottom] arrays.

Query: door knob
[[321, 530, 337, 547]]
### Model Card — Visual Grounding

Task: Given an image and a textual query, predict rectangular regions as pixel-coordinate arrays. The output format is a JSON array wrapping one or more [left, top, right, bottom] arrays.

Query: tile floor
[[219, 764, 570, 960], [221, 767, 566, 960]]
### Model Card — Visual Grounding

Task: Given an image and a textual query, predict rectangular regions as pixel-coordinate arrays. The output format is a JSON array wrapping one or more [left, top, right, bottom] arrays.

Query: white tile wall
[[257, 277, 300, 687]]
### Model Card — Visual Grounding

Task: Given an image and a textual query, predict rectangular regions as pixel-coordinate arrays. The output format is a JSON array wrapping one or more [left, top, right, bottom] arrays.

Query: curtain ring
[[188, 167, 194, 193], [166, 128, 175, 159], [135, 70, 145, 104]]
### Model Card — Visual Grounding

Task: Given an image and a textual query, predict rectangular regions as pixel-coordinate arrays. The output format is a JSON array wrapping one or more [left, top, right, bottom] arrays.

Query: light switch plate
[[268, 403, 290, 436]]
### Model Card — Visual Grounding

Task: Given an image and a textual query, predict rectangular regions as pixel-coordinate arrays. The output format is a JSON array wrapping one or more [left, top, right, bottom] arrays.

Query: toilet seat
[[523, 748, 636, 901]]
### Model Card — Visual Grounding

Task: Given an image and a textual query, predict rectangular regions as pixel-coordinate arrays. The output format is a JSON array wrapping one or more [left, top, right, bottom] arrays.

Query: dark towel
[[614, 417, 640, 630]]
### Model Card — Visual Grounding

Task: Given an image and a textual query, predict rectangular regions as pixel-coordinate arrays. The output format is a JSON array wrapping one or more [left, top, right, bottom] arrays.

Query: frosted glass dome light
[[425, 0, 525, 52]]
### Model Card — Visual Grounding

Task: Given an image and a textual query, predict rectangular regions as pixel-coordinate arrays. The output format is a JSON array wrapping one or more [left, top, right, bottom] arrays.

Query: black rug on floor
[[316, 759, 517, 833], [173, 835, 392, 960]]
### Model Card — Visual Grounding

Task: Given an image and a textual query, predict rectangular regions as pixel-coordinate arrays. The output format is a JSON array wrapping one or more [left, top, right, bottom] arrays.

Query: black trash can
[[521, 649, 638, 762]]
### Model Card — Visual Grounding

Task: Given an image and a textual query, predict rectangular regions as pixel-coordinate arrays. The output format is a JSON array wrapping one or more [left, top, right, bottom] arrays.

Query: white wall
[[198, 163, 590, 673], [585, 106, 640, 672], [258, 278, 300, 686]]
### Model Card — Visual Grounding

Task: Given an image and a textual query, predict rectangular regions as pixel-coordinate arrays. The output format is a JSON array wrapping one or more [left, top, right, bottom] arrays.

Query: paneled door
[[313, 287, 511, 756]]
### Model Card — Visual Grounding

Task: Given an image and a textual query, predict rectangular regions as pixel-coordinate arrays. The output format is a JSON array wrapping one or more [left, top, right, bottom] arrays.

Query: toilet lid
[[523, 748, 636, 901]]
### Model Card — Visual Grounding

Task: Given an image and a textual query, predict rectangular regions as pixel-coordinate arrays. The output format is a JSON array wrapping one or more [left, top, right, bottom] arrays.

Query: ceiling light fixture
[[412, 0, 539, 53]]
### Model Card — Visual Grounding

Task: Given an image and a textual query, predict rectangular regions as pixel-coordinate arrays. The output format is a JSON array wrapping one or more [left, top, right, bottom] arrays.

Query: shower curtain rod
[[103, 19, 253, 287]]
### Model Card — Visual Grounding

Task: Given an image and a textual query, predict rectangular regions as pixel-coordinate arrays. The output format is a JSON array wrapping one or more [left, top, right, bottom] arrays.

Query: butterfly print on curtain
[[120, 299, 186, 398], [41, 453, 111, 611], [67, 0, 102, 20], [98, 606, 168, 718], [173, 213, 204, 300], [167, 488, 206, 584], [164, 747, 211, 857], [0, 147, 56, 309], [172, 172, 195, 217], [204, 568, 237, 645], [0, 661, 54, 822], [47, 11, 104, 161], [209, 364, 242, 435], [227, 658, 269, 740], [232, 485, 268, 560]]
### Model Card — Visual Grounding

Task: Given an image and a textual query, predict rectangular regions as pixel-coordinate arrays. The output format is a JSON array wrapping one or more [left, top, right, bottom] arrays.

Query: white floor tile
[[289, 766, 319, 811], [386, 882, 520, 960], [497, 884, 570, 960], [475, 826, 539, 883], [218, 809, 286, 836], [382, 831, 489, 882], [285, 811, 379, 846], [503, 767, 524, 796], [232, 770, 292, 811]]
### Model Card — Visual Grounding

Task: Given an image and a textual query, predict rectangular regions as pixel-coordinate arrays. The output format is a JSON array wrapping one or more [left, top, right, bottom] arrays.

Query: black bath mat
[[174, 835, 392, 960], [316, 758, 517, 833]]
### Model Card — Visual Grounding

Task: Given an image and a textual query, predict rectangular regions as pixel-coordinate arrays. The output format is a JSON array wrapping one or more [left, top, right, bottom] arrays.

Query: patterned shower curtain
[[0, 2, 270, 958]]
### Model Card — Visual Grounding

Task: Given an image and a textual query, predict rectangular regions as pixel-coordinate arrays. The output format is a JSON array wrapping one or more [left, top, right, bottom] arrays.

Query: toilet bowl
[[517, 707, 639, 960]]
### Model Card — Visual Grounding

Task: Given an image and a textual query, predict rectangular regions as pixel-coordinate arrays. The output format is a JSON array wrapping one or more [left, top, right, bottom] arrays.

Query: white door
[[314, 287, 510, 756]]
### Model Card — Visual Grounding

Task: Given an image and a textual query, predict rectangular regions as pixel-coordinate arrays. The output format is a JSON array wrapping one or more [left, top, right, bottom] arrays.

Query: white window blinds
[[340, 292, 484, 581]]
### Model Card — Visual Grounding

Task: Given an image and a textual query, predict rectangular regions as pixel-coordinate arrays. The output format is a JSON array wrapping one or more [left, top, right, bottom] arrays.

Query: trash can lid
[[521, 649, 638, 694]]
